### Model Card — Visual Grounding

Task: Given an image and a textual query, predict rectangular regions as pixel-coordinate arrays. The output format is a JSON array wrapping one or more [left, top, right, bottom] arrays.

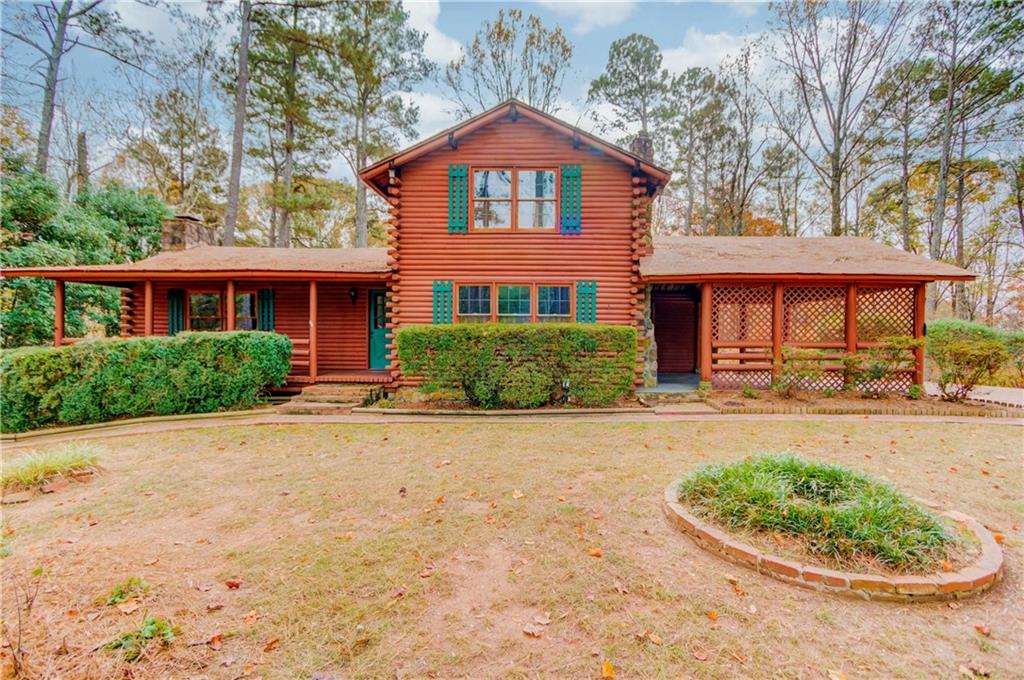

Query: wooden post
[[699, 282, 712, 382], [53, 280, 65, 347], [845, 284, 858, 354], [226, 280, 236, 331], [144, 280, 154, 336], [914, 283, 926, 386], [309, 280, 318, 382], [772, 283, 783, 377]]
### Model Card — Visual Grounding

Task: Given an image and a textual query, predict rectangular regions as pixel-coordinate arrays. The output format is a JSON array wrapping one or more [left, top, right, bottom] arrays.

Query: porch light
[[349, 287, 358, 304]]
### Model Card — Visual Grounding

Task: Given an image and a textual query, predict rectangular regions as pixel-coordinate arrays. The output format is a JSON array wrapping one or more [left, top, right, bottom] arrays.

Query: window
[[497, 285, 531, 323], [188, 293, 222, 331], [472, 168, 556, 231], [538, 285, 571, 322], [235, 292, 257, 330], [457, 285, 491, 323]]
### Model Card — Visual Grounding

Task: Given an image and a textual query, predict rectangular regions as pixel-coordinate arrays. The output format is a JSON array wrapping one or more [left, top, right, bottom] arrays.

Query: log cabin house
[[3, 100, 972, 393]]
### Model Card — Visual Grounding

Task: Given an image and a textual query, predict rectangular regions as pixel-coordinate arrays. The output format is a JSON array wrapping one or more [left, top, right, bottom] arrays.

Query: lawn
[[1, 419, 1021, 679]]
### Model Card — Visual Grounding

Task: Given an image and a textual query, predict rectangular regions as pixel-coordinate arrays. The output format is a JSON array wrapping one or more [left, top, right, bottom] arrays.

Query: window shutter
[[432, 280, 453, 324], [560, 164, 581, 234], [576, 280, 597, 323], [168, 289, 185, 335], [447, 164, 468, 233], [257, 289, 275, 331]]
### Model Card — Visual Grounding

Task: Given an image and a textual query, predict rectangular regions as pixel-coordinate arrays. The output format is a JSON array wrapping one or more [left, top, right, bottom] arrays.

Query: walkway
[[926, 382, 1024, 407]]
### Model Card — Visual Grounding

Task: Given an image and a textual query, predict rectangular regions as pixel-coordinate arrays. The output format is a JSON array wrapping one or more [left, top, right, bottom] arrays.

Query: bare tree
[[764, 0, 915, 236], [222, 0, 252, 246]]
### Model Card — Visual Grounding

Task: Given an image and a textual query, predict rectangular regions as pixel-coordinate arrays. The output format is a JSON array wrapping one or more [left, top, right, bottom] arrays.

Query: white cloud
[[405, 0, 463, 65], [537, 0, 637, 34], [670, 0, 760, 20], [661, 27, 752, 73]]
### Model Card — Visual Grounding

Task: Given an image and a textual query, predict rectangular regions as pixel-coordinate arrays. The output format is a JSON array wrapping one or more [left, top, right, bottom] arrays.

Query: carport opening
[[652, 284, 701, 389]]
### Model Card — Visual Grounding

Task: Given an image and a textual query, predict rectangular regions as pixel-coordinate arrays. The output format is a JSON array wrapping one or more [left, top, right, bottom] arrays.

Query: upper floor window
[[473, 168, 556, 231]]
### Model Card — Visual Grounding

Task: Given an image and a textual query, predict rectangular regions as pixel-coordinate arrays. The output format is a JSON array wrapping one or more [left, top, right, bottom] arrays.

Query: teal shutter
[[560, 164, 581, 234], [576, 280, 597, 323], [168, 289, 185, 335], [447, 164, 468, 233], [432, 281, 453, 324], [257, 288, 275, 331]]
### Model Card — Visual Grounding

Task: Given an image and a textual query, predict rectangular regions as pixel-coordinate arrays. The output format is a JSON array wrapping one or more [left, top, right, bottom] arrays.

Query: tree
[[1, 0, 148, 175], [765, 0, 914, 236], [443, 9, 574, 116], [222, 0, 252, 246], [588, 33, 669, 152], [321, 1, 432, 247]]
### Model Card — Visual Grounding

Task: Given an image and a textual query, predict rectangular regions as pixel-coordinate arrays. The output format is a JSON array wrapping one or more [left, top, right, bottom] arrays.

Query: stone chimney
[[161, 214, 221, 251], [629, 134, 654, 163]]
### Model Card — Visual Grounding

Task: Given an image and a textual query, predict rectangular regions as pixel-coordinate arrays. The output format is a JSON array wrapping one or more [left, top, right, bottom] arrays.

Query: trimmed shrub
[[395, 323, 636, 408], [772, 347, 826, 398], [842, 335, 925, 396], [926, 319, 1009, 401], [1, 331, 291, 432], [1002, 330, 1024, 386]]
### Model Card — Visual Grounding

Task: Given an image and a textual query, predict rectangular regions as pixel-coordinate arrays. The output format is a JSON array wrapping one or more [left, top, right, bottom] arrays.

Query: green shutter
[[447, 164, 468, 233], [257, 288, 275, 331], [576, 280, 597, 323], [168, 289, 185, 335], [560, 164, 581, 234], [432, 280, 453, 324]]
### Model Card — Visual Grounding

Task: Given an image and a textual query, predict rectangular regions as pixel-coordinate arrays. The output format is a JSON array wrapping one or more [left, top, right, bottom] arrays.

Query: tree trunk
[[354, 108, 368, 247], [952, 128, 968, 319], [899, 99, 912, 251], [929, 17, 959, 314], [75, 130, 88, 194], [223, 0, 251, 246], [35, 0, 72, 175], [829, 175, 843, 237], [278, 3, 298, 249]]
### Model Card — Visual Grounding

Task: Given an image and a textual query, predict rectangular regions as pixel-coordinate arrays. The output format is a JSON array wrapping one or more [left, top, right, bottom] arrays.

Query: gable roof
[[0, 245, 390, 282], [640, 236, 974, 282], [358, 99, 672, 198]]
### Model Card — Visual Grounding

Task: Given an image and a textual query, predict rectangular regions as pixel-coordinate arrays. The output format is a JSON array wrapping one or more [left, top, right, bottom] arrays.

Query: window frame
[[185, 289, 224, 332], [455, 283, 493, 323], [454, 282, 575, 323], [469, 166, 559, 233], [234, 289, 259, 330]]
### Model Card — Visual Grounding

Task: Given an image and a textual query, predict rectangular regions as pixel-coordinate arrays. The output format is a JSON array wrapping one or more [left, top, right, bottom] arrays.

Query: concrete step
[[276, 401, 357, 416], [293, 385, 377, 403]]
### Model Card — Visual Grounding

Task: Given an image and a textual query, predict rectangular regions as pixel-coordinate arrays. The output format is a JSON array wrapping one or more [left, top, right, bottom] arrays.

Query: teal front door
[[368, 289, 388, 369]]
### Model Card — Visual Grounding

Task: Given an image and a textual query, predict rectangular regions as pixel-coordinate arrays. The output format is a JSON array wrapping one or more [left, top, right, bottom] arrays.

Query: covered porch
[[2, 246, 394, 386]]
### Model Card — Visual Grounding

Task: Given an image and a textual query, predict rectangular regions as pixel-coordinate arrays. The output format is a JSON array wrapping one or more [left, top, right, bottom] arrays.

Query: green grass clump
[[1, 442, 102, 490], [105, 576, 149, 605], [104, 617, 176, 662], [677, 454, 951, 571]]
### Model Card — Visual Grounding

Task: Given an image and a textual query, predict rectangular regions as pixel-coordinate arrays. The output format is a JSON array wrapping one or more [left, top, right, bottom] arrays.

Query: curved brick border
[[662, 482, 1003, 602]]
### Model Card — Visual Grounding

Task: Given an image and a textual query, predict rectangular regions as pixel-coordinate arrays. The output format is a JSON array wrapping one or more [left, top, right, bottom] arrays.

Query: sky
[[3, 0, 773, 181]]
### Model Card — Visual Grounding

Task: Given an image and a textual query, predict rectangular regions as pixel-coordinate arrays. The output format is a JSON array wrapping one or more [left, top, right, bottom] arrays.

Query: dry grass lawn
[[1, 419, 1021, 679]]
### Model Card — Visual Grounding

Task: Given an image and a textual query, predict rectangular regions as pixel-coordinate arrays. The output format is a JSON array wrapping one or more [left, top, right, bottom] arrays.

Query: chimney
[[629, 134, 654, 163], [161, 214, 221, 251]]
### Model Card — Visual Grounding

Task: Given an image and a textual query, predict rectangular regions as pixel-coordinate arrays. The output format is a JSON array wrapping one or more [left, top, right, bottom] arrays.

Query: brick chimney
[[161, 214, 221, 251], [629, 134, 654, 163]]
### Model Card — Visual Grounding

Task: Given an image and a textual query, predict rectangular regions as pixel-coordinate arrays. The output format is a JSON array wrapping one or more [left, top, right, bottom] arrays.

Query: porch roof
[[640, 236, 974, 282], [0, 245, 391, 283]]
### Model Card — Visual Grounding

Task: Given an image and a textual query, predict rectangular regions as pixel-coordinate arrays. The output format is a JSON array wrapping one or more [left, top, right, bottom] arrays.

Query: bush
[[930, 337, 1008, 402], [772, 348, 826, 398], [1003, 330, 1024, 386], [677, 454, 951, 571], [843, 335, 925, 396], [395, 324, 636, 408], [2, 442, 102, 490], [0, 331, 291, 432]]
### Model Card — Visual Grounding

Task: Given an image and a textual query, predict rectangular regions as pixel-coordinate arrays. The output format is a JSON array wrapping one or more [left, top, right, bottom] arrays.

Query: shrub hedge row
[[1, 331, 292, 432], [926, 318, 1016, 399], [395, 324, 637, 408]]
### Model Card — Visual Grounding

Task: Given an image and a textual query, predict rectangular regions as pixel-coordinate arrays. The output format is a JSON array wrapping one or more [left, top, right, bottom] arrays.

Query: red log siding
[[317, 283, 373, 371], [391, 117, 638, 327]]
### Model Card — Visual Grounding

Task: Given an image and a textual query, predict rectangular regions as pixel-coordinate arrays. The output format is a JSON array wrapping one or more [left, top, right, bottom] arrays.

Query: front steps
[[276, 383, 381, 416]]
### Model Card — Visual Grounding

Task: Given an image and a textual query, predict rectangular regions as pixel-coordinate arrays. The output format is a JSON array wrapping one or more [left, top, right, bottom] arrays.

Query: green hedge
[[396, 324, 637, 408], [1, 332, 292, 432]]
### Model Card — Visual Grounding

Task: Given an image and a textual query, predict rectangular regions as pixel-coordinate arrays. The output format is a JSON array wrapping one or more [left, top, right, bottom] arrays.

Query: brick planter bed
[[662, 482, 1003, 602]]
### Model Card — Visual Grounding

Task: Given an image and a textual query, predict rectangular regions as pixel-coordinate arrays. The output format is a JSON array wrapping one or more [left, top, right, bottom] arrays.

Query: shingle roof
[[640, 236, 973, 281], [1, 245, 390, 280]]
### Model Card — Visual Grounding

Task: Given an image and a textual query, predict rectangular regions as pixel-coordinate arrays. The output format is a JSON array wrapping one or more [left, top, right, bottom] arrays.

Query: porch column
[[699, 282, 712, 381], [772, 283, 783, 377], [308, 280, 318, 381], [53, 280, 65, 347], [914, 283, 926, 385], [226, 280, 236, 331], [845, 284, 858, 354], [144, 280, 154, 336]]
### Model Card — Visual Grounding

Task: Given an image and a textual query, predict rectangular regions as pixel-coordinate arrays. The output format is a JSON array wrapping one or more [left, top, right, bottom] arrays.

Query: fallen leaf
[[942, 559, 954, 572], [143, 558, 159, 566], [647, 632, 663, 645], [693, 650, 708, 661], [419, 567, 434, 578], [725, 574, 739, 585], [601, 659, 615, 678], [827, 671, 848, 680], [207, 632, 223, 651], [575, 524, 584, 539], [949, 466, 958, 473], [116, 599, 139, 615], [613, 580, 628, 594], [587, 547, 603, 558], [434, 459, 451, 468], [706, 610, 718, 622], [522, 623, 545, 638], [243, 610, 259, 624], [263, 638, 280, 652], [974, 624, 991, 637], [435, 495, 446, 505], [993, 533, 1004, 544], [206, 602, 224, 612], [399, 486, 407, 497], [592, 513, 603, 520], [747, 603, 757, 615], [512, 489, 524, 499], [225, 579, 242, 590]]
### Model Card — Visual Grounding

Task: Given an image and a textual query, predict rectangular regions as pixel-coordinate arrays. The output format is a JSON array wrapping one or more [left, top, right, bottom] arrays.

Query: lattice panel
[[783, 286, 845, 344], [711, 286, 772, 343], [858, 371, 914, 394], [857, 287, 915, 342], [712, 370, 772, 390], [793, 370, 846, 393]]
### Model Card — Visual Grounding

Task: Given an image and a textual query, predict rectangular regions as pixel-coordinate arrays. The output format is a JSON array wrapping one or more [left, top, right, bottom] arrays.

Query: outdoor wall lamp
[[349, 287, 358, 304]]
